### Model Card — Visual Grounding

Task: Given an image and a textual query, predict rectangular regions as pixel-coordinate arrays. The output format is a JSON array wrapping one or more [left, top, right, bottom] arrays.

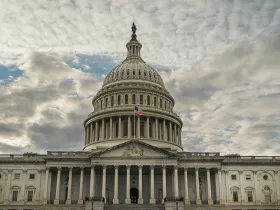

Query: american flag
[[134, 106, 144, 115]]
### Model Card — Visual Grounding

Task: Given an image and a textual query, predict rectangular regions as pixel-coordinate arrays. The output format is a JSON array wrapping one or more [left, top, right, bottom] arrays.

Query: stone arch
[[257, 171, 274, 181]]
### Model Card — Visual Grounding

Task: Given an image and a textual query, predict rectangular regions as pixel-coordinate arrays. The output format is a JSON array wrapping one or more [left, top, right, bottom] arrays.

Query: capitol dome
[[84, 23, 183, 151]]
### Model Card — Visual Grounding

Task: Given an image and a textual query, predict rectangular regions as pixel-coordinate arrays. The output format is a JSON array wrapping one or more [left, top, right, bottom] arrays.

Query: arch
[[130, 188, 138, 204], [258, 171, 274, 181], [132, 94, 136, 104], [125, 94, 128, 104], [263, 186, 271, 202]]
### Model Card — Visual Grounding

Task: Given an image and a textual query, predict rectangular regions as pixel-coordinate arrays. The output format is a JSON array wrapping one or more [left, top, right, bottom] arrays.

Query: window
[[147, 95, 150, 105], [132, 94, 136, 104], [29, 174, 35, 180], [144, 71, 146, 77], [111, 96, 114, 106], [247, 191, 253, 202], [160, 99, 162, 108], [133, 70, 135, 76], [139, 70, 141, 76], [12, 190, 18, 201], [154, 97, 157, 107], [140, 95, 143, 104], [245, 174, 251, 180], [165, 101, 166, 109], [231, 175, 237, 180], [264, 186, 271, 202], [125, 94, 128, 104], [233, 191, 238, 202], [27, 191, 33, 202], [122, 71, 124, 77], [100, 100, 103, 109], [14, 174, 20, 180], [105, 98, 108, 108], [263, 175, 268, 180], [116, 72, 119, 79], [118, 95, 121, 105], [127, 69, 129, 76]]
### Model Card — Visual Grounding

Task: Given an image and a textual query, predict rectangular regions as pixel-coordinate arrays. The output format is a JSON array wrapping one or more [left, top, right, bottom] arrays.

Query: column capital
[[114, 165, 119, 169], [174, 165, 178, 169], [184, 167, 188, 171], [195, 167, 199, 171], [69, 167, 73, 171], [162, 165, 167, 169], [253, 170, 258, 174], [138, 165, 143, 169], [8, 169, 13, 173], [45, 167, 50, 171], [80, 167, 84, 171], [102, 165, 107, 169], [57, 167, 62, 171], [22, 169, 28, 173], [37, 169, 43, 173], [126, 165, 131, 169], [91, 165, 95, 169], [274, 170, 278, 175], [150, 165, 155, 169], [206, 168, 211, 172], [238, 170, 243, 174], [217, 168, 222, 172]]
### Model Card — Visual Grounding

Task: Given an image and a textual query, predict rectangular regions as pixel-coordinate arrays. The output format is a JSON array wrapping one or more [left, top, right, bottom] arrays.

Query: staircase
[[104, 204, 164, 210]]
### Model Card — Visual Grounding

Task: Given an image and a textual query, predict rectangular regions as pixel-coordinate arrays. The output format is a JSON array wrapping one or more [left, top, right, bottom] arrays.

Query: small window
[[149, 72, 151, 78], [247, 191, 253, 202], [111, 96, 114, 106], [144, 71, 146, 77], [154, 97, 157, 107], [118, 95, 121, 105], [29, 174, 35, 180], [116, 72, 119, 79], [139, 70, 141, 76], [12, 190, 18, 201], [133, 70, 135, 76], [245, 174, 251, 180], [132, 94, 136, 104], [160, 98, 162, 108], [27, 190, 34, 202], [140, 95, 143, 104], [233, 191, 238, 202], [231, 175, 237, 180], [263, 175, 268, 180], [127, 69, 129, 76], [14, 174, 20, 180], [105, 98, 108, 108], [264, 186, 271, 202], [122, 71, 124, 77], [147, 95, 150, 105], [0, 174, 2, 179], [125, 94, 128, 104], [100, 100, 103, 109], [164, 101, 167, 109]]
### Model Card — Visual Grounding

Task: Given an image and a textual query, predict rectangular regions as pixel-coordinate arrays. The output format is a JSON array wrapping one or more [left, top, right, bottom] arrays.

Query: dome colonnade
[[83, 23, 183, 151]]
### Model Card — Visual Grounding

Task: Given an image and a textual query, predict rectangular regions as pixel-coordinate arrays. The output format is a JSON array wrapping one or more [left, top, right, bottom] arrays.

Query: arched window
[[11, 186, 21, 202], [149, 72, 151, 79], [118, 95, 121, 105], [25, 186, 36, 202], [140, 95, 143, 104], [100, 100, 103, 109], [132, 94, 136, 104], [140, 121, 144, 137], [144, 71, 146, 77], [122, 71, 124, 77], [154, 97, 157, 107], [164, 100, 167, 109], [139, 70, 141, 76], [116, 72, 119, 79], [111, 96, 114, 106], [133, 70, 135, 76], [105, 98, 108, 108], [147, 95, 150, 105], [127, 69, 129, 76], [160, 98, 162, 108], [125, 94, 128, 104], [264, 186, 271, 202]]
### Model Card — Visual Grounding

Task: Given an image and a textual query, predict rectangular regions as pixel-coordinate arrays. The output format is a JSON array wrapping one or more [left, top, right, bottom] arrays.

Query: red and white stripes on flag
[[134, 106, 144, 115]]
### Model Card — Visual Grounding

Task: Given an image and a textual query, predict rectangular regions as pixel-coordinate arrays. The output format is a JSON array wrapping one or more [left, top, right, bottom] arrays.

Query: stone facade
[[0, 24, 279, 210]]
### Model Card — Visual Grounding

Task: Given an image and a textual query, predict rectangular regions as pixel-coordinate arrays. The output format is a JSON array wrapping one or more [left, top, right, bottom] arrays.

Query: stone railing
[[181, 152, 220, 157], [224, 156, 280, 160], [47, 151, 91, 157]]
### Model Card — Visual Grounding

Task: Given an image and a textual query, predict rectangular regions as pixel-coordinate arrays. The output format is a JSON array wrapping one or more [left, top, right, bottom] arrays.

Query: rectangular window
[[12, 191, 18, 201], [140, 95, 143, 104], [27, 191, 33, 202], [231, 174, 237, 180], [29, 174, 35, 180], [100, 100, 103, 109], [233, 191, 238, 202], [245, 174, 251, 180], [247, 191, 253, 202], [14, 174, 20, 180], [154, 97, 157, 107], [105, 98, 108, 107], [111, 96, 114, 106]]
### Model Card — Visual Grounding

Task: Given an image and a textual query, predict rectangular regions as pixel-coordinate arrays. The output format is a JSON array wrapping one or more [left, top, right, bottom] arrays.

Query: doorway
[[130, 188, 138, 204]]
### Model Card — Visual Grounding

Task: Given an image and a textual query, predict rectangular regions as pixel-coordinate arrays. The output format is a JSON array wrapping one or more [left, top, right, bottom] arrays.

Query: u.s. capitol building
[[0, 24, 279, 210]]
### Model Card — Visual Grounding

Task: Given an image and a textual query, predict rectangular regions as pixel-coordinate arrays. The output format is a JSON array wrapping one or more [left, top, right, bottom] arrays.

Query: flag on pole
[[134, 106, 144, 115]]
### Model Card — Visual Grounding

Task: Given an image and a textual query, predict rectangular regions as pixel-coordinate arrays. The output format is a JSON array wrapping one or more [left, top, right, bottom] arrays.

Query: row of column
[[85, 116, 182, 145], [43, 166, 220, 205]]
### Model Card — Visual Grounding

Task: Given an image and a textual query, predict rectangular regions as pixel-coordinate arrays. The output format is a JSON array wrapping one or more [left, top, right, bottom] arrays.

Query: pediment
[[93, 140, 177, 158]]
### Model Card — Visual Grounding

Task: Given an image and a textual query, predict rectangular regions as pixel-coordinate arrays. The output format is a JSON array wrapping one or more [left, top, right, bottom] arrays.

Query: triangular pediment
[[92, 140, 177, 158]]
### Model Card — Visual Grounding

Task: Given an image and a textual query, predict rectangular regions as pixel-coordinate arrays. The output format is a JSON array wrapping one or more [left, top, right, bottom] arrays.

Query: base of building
[[196, 199, 202, 204], [54, 199, 59, 205], [113, 199, 119, 204], [125, 199, 131, 204], [138, 198, 143, 204], [149, 198, 156, 204], [42, 199, 47, 204], [184, 199, 190, 204], [208, 199, 213, 204], [78, 200, 84, 204], [65, 200, 71, 204]]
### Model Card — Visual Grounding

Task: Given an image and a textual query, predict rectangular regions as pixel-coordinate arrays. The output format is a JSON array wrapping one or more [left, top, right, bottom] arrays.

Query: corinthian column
[[163, 119, 166, 141], [113, 165, 119, 204], [125, 165, 131, 204], [138, 165, 143, 204], [42, 168, 49, 204], [90, 166, 95, 198], [95, 121, 98, 141], [101, 119, 105, 140], [146, 117, 150, 138], [184, 167, 190, 204], [78, 168, 84, 204], [102, 166, 107, 202], [155, 118, 158, 139], [109, 117, 113, 139], [162, 166, 166, 203], [206, 168, 213, 204], [195, 168, 201, 204], [169, 121, 172, 142], [137, 115, 140, 138], [54, 167, 61, 204], [128, 116, 131, 138], [66, 167, 73, 204], [118, 117, 122, 138], [149, 166, 156, 204]]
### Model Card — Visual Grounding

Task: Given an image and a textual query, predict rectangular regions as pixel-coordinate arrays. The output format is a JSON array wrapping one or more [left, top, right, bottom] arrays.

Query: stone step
[[104, 204, 164, 210]]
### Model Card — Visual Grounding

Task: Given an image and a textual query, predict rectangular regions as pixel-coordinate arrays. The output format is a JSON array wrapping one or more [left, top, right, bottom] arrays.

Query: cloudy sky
[[0, 0, 280, 155]]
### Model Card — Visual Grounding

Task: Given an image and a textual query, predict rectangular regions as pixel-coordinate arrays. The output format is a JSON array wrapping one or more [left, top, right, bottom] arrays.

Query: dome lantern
[[126, 22, 142, 58]]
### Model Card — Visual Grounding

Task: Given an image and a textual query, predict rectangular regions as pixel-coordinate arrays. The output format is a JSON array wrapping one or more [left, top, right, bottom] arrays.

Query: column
[[150, 166, 156, 204], [3, 169, 12, 204], [90, 166, 95, 198], [89, 124, 93, 143], [66, 167, 73, 204], [146, 117, 150, 138], [174, 166, 179, 198], [179, 128, 181, 145], [137, 115, 140, 138], [162, 166, 166, 203], [102, 165, 107, 202], [206, 168, 213, 204], [128, 116, 131, 138], [239, 170, 244, 203], [138, 166, 143, 204], [109, 117, 113, 139], [86, 126, 89, 144], [91, 124, 95, 142], [155, 118, 158, 139], [19, 169, 27, 203], [174, 124, 177, 144], [218, 169, 224, 204], [78, 168, 84, 204], [95, 121, 98, 141], [84, 126, 87, 145], [47, 171, 52, 202], [54, 167, 61, 204], [42, 168, 49, 204], [118, 117, 122, 138], [253, 171, 260, 204], [113, 165, 119, 204], [101, 119, 105, 140], [125, 165, 131, 204], [195, 168, 201, 204], [159, 121, 162, 140], [184, 168, 190, 204], [274, 171, 280, 203], [35, 170, 42, 202], [224, 171, 229, 202], [163, 119, 166, 141], [169, 121, 172, 142]]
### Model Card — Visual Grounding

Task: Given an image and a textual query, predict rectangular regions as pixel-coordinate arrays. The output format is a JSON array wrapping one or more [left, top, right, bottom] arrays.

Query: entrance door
[[130, 188, 138, 204]]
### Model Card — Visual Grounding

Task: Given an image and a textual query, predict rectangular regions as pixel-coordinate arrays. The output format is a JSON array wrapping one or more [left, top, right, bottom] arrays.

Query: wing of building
[[0, 23, 279, 210]]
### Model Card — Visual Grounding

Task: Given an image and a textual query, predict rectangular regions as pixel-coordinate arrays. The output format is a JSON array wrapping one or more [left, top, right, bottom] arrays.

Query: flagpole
[[134, 107, 135, 139]]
